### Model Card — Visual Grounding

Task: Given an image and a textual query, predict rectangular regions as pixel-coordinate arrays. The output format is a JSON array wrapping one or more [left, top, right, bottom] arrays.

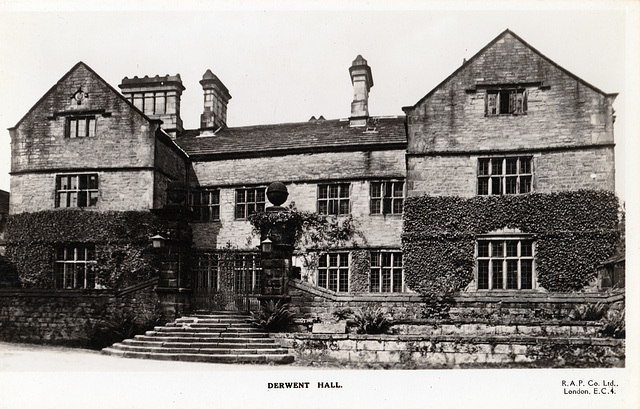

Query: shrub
[[332, 307, 354, 321], [348, 307, 393, 334], [568, 303, 609, 321], [247, 203, 365, 251], [600, 308, 625, 339], [87, 305, 165, 350], [251, 299, 295, 332]]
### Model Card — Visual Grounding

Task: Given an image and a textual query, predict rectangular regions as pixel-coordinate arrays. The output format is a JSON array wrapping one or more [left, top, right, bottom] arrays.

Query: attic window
[[486, 89, 527, 115], [66, 116, 96, 138]]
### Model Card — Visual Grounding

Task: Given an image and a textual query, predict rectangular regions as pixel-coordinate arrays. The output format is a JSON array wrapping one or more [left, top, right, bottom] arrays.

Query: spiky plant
[[251, 299, 295, 332]]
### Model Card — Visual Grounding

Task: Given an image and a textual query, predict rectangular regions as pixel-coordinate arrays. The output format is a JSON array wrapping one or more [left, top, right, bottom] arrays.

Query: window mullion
[[501, 158, 506, 196], [517, 241, 522, 290]]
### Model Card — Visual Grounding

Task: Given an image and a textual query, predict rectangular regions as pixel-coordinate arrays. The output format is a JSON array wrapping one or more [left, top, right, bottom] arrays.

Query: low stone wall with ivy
[[288, 278, 624, 324], [402, 190, 619, 299], [5, 210, 165, 288], [0, 280, 164, 349], [272, 333, 624, 369]]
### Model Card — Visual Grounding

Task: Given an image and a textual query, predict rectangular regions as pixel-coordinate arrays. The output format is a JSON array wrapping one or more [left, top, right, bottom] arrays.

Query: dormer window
[[486, 89, 527, 115]]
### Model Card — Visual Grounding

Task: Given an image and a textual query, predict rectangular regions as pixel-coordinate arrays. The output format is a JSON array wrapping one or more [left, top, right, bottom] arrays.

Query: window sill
[[484, 113, 528, 117]]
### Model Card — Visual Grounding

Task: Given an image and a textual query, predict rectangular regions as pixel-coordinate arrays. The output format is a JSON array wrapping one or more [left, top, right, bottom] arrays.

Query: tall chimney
[[200, 69, 232, 130], [349, 55, 374, 127], [119, 74, 185, 137]]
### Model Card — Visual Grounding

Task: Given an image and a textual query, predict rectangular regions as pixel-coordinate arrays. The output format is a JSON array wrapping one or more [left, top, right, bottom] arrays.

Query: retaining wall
[[272, 333, 625, 369], [288, 278, 625, 324], [0, 279, 160, 347]]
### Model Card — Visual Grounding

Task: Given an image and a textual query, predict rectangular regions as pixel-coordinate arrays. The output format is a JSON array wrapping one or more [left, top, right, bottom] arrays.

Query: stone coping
[[272, 332, 624, 346], [290, 279, 625, 304], [0, 288, 117, 297]]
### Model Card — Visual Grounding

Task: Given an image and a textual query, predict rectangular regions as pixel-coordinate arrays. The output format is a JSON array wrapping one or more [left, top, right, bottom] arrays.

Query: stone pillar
[[259, 182, 294, 304], [151, 181, 193, 320]]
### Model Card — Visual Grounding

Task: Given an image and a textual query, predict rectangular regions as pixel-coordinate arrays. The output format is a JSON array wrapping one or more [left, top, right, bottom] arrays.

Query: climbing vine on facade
[[402, 190, 619, 298], [6, 210, 165, 288]]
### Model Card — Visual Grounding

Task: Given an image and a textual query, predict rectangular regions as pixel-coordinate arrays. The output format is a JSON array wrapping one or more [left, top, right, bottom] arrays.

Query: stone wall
[[0, 280, 161, 347], [272, 333, 624, 368], [406, 33, 616, 154], [191, 178, 404, 251], [9, 63, 161, 215], [288, 278, 625, 323], [407, 147, 614, 197], [405, 32, 616, 197], [191, 149, 405, 187], [10, 63, 156, 173], [154, 137, 188, 208], [9, 169, 156, 213]]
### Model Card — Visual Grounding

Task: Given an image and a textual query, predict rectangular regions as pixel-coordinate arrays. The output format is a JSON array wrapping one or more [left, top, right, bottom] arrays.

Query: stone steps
[[133, 334, 275, 343], [123, 339, 279, 349], [102, 312, 294, 365], [110, 343, 290, 355], [102, 348, 294, 364]]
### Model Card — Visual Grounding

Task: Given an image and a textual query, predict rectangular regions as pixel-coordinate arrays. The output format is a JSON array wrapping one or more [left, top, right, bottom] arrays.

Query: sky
[[0, 2, 634, 202]]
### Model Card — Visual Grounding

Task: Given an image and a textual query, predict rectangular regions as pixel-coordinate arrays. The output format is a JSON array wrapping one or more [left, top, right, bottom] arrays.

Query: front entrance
[[191, 251, 262, 313]]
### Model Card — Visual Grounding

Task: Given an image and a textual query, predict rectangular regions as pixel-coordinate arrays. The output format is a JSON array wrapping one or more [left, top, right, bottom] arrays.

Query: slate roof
[[175, 116, 406, 159]]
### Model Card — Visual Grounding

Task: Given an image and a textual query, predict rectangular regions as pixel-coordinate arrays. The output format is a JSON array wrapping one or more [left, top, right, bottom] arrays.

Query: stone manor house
[[6, 30, 620, 319]]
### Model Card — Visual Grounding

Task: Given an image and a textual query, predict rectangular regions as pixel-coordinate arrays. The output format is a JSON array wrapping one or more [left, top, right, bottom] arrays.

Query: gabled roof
[[404, 29, 617, 111], [175, 116, 406, 160], [10, 61, 156, 131]]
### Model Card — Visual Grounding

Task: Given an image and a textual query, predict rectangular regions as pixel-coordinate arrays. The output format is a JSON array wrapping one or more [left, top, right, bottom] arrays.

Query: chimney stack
[[200, 69, 232, 130], [119, 74, 185, 137], [349, 55, 374, 127]]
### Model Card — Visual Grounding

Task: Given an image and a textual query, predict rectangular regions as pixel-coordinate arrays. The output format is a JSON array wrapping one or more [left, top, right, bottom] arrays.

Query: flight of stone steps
[[102, 311, 294, 364]]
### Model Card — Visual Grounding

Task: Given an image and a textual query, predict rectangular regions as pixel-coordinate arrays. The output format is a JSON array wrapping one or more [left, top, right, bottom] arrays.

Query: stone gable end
[[10, 63, 157, 173], [407, 32, 616, 154]]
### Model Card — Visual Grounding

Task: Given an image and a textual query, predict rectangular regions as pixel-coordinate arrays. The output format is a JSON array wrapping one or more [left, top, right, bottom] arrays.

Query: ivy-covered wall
[[349, 250, 371, 293], [402, 190, 619, 297], [6, 210, 165, 289]]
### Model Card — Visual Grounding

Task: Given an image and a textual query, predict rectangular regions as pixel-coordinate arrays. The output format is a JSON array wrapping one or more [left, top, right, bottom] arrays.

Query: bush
[[568, 303, 609, 321], [348, 307, 393, 334], [250, 299, 295, 332], [87, 305, 165, 350], [332, 307, 354, 321], [600, 308, 625, 339]]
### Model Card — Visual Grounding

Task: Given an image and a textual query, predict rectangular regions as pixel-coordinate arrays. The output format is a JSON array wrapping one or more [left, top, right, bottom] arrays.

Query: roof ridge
[[181, 115, 404, 134]]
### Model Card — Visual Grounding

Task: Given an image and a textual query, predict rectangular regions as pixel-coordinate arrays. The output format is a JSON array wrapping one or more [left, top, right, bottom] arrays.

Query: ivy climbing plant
[[402, 190, 619, 299], [6, 210, 165, 288]]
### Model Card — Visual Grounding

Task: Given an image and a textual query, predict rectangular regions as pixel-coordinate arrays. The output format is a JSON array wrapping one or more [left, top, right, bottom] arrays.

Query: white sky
[[0, 2, 634, 202]]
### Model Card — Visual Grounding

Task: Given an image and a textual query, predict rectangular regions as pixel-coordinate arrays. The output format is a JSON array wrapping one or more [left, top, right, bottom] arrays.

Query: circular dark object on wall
[[267, 181, 289, 206]]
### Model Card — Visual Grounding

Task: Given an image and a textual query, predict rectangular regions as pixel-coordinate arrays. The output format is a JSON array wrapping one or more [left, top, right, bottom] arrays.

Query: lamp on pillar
[[150, 234, 167, 248], [261, 238, 273, 253]]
